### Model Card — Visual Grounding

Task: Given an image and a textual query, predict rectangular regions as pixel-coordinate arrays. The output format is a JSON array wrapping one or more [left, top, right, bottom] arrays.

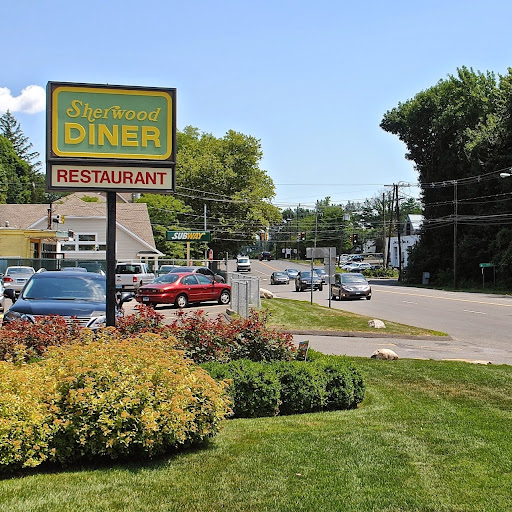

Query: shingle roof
[[0, 193, 157, 249]]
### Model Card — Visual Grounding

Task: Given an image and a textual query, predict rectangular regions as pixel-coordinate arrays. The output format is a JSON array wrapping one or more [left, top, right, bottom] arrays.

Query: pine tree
[[0, 110, 41, 170]]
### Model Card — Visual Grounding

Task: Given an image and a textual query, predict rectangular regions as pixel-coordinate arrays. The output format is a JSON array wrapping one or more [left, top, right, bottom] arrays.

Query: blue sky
[[2, 0, 512, 209]]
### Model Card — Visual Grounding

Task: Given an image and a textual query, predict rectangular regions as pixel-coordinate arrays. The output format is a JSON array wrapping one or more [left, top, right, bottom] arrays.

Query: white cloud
[[0, 85, 45, 114]]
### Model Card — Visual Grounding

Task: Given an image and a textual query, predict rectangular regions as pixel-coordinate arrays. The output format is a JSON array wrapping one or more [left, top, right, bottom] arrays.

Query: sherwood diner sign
[[46, 82, 176, 192]]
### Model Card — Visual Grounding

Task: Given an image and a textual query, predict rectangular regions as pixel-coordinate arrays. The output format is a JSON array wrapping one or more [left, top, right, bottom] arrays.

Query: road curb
[[283, 329, 452, 341]]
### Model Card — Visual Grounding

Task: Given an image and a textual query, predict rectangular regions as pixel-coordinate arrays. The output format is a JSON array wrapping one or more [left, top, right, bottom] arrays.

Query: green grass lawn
[[2, 358, 511, 511], [261, 298, 447, 337]]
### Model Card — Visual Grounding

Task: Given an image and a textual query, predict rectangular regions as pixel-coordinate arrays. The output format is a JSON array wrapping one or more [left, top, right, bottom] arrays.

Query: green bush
[[203, 357, 365, 418], [203, 360, 281, 418], [275, 361, 328, 415], [0, 334, 231, 473]]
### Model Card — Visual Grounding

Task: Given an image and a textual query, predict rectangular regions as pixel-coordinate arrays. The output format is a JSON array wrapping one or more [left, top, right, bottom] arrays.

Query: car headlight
[[3, 310, 34, 323]]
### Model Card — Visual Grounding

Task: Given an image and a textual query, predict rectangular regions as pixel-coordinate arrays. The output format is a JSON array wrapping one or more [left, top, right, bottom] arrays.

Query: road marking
[[377, 288, 512, 308], [402, 300, 418, 304], [463, 309, 487, 315]]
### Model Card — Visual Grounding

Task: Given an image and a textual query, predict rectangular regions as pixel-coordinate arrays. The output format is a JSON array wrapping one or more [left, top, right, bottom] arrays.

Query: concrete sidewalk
[[290, 330, 511, 365]]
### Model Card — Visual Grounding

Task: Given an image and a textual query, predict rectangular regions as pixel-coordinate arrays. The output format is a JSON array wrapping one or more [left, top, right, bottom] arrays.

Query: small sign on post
[[297, 340, 309, 360]]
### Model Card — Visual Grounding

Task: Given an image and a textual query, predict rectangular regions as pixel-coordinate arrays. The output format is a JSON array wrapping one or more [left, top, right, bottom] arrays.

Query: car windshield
[[342, 275, 367, 284], [238, 258, 249, 263], [274, 272, 287, 277], [301, 271, 313, 278], [154, 274, 180, 284], [23, 275, 106, 301]]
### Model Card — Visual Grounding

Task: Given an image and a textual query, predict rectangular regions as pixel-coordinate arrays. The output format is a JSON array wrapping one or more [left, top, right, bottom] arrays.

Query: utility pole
[[453, 181, 458, 289], [386, 185, 395, 269], [395, 184, 402, 281], [382, 192, 386, 266]]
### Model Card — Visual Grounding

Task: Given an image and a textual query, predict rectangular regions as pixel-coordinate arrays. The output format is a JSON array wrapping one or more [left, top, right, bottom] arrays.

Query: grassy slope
[[262, 298, 447, 337], [2, 358, 511, 512]]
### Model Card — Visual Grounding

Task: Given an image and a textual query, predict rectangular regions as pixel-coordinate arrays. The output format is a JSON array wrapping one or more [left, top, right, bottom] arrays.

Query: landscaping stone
[[371, 348, 399, 360], [260, 288, 275, 299], [368, 319, 386, 329]]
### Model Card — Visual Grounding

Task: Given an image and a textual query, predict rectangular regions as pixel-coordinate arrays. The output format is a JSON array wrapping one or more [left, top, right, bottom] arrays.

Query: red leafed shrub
[[167, 309, 296, 364], [115, 304, 170, 336], [0, 316, 92, 363]]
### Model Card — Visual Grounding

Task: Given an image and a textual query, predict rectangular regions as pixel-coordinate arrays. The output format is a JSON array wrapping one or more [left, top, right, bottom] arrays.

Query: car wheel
[[175, 294, 188, 308], [295, 285, 299, 291], [366, 295, 372, 300], [219, 289, 231, 305], [318, 284, 323, 291]]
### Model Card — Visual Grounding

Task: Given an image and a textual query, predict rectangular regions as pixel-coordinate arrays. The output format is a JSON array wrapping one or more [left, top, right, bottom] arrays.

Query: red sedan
[[135, 272, 231, 308]]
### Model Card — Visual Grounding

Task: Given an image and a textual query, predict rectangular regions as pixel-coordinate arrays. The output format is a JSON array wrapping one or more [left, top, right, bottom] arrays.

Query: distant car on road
[[349, 254, 364, 262], [135, 272, 231, 308], [259, 251, 272, 261], [346, 262, 372, 272], [270, 271, 290, 285], [330, 272, 372, 300], [284, 268, 299, 279], [295, 270, 323, 292], [2, 266, 35, 295], [236, 256, 251, 272], [313, 267, 327, 284]]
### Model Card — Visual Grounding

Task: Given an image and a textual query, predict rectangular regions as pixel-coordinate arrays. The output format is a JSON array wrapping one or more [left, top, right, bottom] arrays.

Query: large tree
[[381, 67, 512, 287], [174, 126, 281, 258]]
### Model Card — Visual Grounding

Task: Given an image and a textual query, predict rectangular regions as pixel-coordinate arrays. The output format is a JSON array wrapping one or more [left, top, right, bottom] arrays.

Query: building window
[[61, 233, 104, 252]]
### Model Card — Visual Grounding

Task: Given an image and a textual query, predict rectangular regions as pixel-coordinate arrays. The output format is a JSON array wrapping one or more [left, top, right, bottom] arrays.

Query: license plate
[[116, 285, 122, 289], [142, 296, 149, 302]]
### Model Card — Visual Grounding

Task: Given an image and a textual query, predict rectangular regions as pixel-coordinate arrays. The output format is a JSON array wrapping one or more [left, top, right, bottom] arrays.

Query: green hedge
[[203, 356, 365, 418]]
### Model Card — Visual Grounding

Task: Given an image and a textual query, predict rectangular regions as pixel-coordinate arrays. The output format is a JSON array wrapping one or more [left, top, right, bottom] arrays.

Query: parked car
[[2, 266, 36, 295], [236, 256, 251, 272], [169, 266, 225, 283], [313, 267, 328, 284], [270, 271, 290, 285], [349, 254, 365, 262], [0, 280, 4, 311], [2, 271, 133, 328], [295, 270, 323, 292], [258, 251, 272, 261], [330, 272, 372, 300], [156, 264, 179, 276], [115, 262, 155, 291], [284, 268, 299, 279], [135, 272, 231, 308], [346, 262, 372, 272]]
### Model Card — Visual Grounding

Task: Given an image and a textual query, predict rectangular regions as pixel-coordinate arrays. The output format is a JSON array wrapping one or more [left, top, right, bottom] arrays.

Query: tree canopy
[[381, 66, 512, 287], [138, 126, 281, 258]]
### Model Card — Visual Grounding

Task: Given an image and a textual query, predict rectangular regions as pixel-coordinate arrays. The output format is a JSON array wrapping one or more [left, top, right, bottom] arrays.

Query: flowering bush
[[0, 316, 92, 363], [167, 309, 296, 364], [0, 362, 56, 473], [0, 334, 231, 473]]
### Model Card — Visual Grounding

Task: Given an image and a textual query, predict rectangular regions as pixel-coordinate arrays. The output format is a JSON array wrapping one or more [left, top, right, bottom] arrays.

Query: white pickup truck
[[115, 262, 155, 291]]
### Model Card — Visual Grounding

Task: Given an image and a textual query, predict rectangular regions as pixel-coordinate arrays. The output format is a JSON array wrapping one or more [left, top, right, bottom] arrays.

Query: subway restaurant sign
[[46, 82, 176, 192], [166, 231, 211, 242]]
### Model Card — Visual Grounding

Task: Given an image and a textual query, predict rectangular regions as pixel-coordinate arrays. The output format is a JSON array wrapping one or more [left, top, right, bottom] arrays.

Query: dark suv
[[259, 251, 272, 261], [295, 270, 323, 292]]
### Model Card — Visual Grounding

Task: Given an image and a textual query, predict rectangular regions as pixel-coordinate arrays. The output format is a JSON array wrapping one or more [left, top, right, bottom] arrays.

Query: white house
[[0, 192, 164, 263], [386, 214, 423, 268]]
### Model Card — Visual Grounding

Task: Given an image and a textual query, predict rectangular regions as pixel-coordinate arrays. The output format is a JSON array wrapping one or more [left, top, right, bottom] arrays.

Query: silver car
[[330, 272, 372, 300], [3, 266, 36, 295]]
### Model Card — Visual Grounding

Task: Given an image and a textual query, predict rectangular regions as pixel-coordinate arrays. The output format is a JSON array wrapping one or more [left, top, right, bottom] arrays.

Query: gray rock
[[368, 319, 386, 329]]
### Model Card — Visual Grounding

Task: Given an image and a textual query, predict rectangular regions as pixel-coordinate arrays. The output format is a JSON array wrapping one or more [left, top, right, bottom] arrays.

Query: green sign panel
[[479, 263, 494, 268], [49, 83, 175, 161], [166, 231, 211, 242]]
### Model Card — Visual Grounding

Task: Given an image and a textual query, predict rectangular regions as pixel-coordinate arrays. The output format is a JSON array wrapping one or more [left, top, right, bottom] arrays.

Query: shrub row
[[0, 334, 231, 474], [0, 307, 296, 365], [202, 356, 365, 418]]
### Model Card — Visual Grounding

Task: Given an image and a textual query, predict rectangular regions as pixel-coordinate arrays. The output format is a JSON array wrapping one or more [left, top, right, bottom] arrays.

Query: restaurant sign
[[46, 82, 176, 192]]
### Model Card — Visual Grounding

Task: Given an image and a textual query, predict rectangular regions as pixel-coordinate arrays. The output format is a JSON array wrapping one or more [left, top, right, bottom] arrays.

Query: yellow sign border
[[51, 86, 173, 160]]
